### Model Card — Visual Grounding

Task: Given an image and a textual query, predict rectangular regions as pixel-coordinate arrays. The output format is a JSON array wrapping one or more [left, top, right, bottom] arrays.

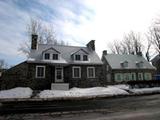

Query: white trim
[[36, 65, 45, 78], [87, 67, 95, 78], [72, 66, 81, 78], [138, 73, 143, 80], [55, 67, 63, 82]]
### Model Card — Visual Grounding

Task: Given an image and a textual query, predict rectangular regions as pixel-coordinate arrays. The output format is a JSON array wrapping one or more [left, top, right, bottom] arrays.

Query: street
[[1, 94, 160, 120]]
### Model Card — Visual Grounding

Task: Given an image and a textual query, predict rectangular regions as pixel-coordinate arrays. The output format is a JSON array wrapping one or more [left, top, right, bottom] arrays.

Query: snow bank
[[39, 86, 129, 98], [130, 87, 160, 94], [0, 87, 33, 99], [110, 84, 130, 90]]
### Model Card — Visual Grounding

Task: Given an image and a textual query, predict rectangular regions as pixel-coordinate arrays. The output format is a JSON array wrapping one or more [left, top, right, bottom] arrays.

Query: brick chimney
[[31, 34, 38, 50], [103, 50, 107, 56], [86, 40, 95, 51]]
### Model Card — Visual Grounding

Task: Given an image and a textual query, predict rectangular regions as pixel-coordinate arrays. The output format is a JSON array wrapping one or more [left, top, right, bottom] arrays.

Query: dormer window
[[42, 47, 60, 60], [136, 61, 143, 68], [52, 54, 58, 60], [83, 55, 88, 61], [44, 53, 50, 60], [75, 55, 81, 61], [121, 61, 128, 67]]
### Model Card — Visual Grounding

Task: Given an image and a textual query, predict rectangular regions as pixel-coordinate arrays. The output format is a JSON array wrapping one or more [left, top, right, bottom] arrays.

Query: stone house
[[1, 35, 105, 90], [151, 54, 160, 80], [101, 50, 156, 84]]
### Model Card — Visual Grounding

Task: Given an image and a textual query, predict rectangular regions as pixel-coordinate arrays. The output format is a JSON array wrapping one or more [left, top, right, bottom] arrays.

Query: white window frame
[[87, 67, 95, 78], [72, 66, 81, 78], [36, 65, 45, 78]]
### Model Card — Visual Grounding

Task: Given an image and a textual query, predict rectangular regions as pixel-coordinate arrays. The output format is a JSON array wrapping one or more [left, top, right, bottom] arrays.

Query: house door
[[55, 67, 63, 82]]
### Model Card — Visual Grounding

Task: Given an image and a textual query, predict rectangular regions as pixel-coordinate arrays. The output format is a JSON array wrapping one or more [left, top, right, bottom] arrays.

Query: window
[[123, 61, 128, 67], [75, 55, 81, 61], [36, 66, 45, 78], [87, 67, 95, 78], [131, 73, 136, 80], [121, 61, 128, 67], [136, 61, 143, 68], [72, 67, 81, 78], [83, 55, 88, 61], [53, 54, 58, 60], [106, 65, 109, 71], [115, 73, 123, 82], [44, 53, 50, 60], [144, 73, 152, 80], [124, 73, 129, 81], [138, 73, 143, 80]]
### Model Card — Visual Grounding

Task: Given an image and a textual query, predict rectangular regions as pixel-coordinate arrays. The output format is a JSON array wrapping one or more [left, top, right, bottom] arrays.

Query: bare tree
[[19, 18, 67, 57], [108, 40, 122, 54], [148, 26, 160, 54], [122, 31, 143, 55], [0, 59, 8, 69], [108, 31, 143, 55]]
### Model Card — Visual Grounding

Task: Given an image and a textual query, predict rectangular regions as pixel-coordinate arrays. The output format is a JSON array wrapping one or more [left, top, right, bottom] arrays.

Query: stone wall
[[1, 62, 106, 90], [64, 65, 107, 88], [0, 62, 54, 90]]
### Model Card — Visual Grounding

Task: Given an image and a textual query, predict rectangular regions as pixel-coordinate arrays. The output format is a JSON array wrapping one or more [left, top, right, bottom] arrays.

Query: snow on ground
[[130, 87, 160, 94], [110, 84, 130, 90], [39, 86, 129, 98], [1, 84, 160, 99], [0, 87, 33, 99]]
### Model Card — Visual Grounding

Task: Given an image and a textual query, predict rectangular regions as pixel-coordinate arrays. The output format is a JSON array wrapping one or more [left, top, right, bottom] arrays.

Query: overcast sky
[[1, 0, 160, 66]]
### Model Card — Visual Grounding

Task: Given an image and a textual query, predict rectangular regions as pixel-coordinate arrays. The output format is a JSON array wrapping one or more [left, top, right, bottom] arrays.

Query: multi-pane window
[[36, 66, 45, 78], [44, 53, 50, 60], [72, 67, 81, 78], [131, 73, 136, 80], [136, 61, 143, 68], [87, 67, 95, 78], [138, 73, 143, 80], [53, 54, 58, 60], [83, 55, 88, 61], [75, 55, 81, 61], [144, 73, 152, 80]]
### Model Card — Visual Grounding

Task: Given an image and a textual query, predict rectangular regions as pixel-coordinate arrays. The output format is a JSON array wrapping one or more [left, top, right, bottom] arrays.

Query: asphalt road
[[1, 94, 160, 120]]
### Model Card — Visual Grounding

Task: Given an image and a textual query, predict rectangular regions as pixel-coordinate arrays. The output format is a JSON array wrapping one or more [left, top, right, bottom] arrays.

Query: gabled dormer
[[120, 61, 128, 68], [42, 47, 60, 60], [71, 49, 89, 61], [136, 61, 143, 68]]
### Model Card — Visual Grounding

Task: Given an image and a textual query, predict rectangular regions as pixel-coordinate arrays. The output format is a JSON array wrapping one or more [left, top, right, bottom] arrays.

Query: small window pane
[[45, 53, 50, 59], [75, 55, 81, 60], [83, 55, 88, 61], [53, 54, 58, 60]]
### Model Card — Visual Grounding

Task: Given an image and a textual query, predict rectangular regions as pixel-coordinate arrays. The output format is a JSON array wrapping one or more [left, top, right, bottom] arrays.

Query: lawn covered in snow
[[1, 85, 160, 99], [38, 86, 129, 98], [0, 87, 33, 99], [130, 87, 160, 94]]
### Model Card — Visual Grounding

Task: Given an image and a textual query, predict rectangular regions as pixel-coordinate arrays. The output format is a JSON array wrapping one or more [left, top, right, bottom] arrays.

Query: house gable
[[42, 47, 60, 60], [71, 49, 89, 61]]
